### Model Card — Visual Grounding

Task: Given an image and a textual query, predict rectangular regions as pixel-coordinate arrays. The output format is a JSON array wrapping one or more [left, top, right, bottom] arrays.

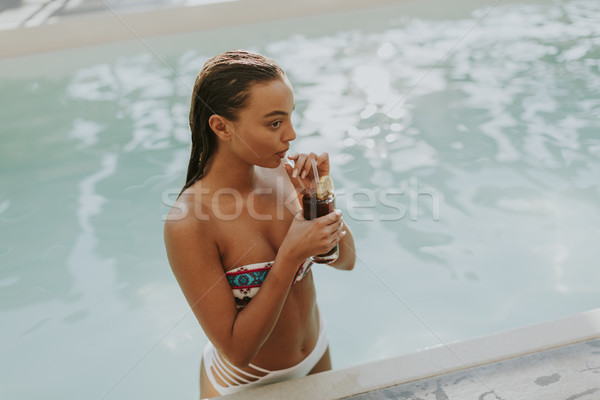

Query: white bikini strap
[[213, 353, 248, 385], [211, 356, 241, 387], [220, 351, 272, 375], [210, 348, 272, 387], [216, 355, 257, 383], [247, 362, 272, 373], [206, 346, 241, 388]]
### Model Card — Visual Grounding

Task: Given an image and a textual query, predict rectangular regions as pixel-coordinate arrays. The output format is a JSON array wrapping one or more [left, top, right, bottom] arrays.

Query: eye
[[271, 120, 282, 128]]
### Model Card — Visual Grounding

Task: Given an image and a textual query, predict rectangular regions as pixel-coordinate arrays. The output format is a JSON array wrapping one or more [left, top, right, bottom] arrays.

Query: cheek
[[252, 133, 282, 167], [236, 129, 275, 159], [252, 130, 276, 149]]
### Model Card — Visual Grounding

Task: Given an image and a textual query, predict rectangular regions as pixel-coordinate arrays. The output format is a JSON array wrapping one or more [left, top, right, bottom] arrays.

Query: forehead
[[243, 78, 294, 114]]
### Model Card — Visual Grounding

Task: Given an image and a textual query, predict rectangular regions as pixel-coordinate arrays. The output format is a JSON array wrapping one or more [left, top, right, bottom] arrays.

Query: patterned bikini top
[[225, 259, 313, 309]]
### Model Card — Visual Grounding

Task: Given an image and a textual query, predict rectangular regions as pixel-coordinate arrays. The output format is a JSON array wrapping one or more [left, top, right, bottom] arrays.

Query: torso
[[187, 164, 319, 369]]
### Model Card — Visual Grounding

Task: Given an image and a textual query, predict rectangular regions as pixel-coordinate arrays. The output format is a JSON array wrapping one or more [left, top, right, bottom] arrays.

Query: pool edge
[[0, 0, 410, 58], [219, 307, 600, 399]]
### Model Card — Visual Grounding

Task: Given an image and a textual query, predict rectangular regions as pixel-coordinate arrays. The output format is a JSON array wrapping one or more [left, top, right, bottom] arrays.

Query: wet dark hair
[[180, 50, 285, 196]]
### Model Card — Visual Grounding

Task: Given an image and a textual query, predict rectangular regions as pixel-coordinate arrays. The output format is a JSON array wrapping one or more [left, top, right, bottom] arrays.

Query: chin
[[267, 159, 283, 168], [253, 159, 280, 169]]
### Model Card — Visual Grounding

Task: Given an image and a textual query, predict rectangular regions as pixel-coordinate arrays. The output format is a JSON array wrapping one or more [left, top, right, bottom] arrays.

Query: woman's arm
[[282, 152, 356, 271], [327, 221, 355, 270], [164, 196, 343, 367], [164, 213, 295, 366]]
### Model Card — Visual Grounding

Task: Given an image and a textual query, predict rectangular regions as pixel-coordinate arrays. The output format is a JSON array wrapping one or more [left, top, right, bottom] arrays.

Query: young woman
[[164, 50, 355, 398]]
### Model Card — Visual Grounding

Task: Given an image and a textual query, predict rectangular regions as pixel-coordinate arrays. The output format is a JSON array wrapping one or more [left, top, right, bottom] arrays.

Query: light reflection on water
[[1, 0, 599, 398]]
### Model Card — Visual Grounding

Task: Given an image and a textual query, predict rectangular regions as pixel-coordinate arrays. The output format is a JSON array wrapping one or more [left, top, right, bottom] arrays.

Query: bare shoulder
[[163, 188, 238, 345], [164, 187, 219, 273], [165, 189, 209, 235]]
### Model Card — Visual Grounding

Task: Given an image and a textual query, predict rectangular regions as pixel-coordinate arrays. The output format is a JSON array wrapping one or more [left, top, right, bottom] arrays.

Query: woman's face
[[229, 77, 296, 168]]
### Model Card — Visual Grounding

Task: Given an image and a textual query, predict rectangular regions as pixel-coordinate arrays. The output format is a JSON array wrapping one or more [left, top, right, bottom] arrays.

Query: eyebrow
[[263, 110, 288, 118], [262, 104, 296, 119]]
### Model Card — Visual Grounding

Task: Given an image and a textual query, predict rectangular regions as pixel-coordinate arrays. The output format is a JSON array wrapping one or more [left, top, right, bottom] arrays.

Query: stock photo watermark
[[162, 176, 440, 222]]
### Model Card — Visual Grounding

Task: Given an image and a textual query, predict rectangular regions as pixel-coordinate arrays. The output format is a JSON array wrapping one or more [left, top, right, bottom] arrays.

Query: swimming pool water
[[1, 0, 599, 398]]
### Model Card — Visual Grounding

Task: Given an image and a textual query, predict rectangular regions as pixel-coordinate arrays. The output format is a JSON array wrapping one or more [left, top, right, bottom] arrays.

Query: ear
[[208, 114, 233, 141]]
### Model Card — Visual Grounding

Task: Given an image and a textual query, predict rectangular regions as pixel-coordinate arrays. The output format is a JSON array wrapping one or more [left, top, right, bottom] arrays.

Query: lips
[[276, 149, 288, 158]]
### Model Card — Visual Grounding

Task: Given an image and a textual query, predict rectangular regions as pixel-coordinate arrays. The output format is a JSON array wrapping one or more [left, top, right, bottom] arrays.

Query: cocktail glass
[[302, 188, 339, 264]]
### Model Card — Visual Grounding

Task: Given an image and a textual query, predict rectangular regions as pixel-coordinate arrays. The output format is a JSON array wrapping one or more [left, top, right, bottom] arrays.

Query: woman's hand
[[279, 209, 346, 263], [283, 152, 330, 192]]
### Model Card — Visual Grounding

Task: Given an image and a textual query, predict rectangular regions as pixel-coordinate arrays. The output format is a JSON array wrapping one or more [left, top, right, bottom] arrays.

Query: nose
[[284, 124, 296, 142]]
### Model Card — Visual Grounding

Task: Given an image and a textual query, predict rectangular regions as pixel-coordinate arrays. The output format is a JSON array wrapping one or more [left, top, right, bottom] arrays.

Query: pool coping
[[0, 0, 408, 58], [219, 307, 600, 399]]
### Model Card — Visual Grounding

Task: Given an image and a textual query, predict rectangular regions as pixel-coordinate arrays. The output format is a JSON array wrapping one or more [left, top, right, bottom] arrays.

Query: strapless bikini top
[[225, 259, 313, 309]]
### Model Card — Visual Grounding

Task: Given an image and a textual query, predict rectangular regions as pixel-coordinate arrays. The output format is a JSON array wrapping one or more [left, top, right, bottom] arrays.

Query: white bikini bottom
[[202, 312, 328, 396]]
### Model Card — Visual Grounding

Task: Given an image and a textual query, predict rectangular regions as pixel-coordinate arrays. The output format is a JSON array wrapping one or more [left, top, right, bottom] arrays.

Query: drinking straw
[[311, 159, 320, 190]]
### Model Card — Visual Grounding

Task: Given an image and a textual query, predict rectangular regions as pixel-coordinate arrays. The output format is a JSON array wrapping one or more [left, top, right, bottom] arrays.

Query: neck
[[203, 144, 256, 193]]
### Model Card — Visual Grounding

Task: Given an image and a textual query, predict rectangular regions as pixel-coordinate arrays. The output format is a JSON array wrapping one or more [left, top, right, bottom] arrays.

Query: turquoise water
[[1, 0, 599, 398]]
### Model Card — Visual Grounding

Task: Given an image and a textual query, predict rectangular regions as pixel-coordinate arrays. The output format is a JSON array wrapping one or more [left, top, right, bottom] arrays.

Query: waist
[[205, 307, 326, 371], [251, 301, 321, 370], [202, 310, 328, 395]]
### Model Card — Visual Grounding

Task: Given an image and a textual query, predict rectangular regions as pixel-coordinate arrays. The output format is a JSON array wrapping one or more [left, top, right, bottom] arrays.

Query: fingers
[[329, 229, 346, 248], [323, 211, 345, 243], [292, 153, 307, 178], [327, 218, 344, 237], [283, 162, 294, 178], [299, 153, 318, 179], [288, 152, 327, 163], [316, 152, 330, 177], [289, 152, 328, 180], [310, 210, 343, 231], [284, 160, 308, 192], [316, 152, 329, 173], [320, 209, 342, 224], [304, 210, 346, 254], [326, 220, 346, 250], [286, 152, 301, 178], [317, 152, 329, 163]]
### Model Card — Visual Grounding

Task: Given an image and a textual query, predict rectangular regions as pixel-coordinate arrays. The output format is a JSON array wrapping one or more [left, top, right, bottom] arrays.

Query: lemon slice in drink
[[317, 175, 334, 199]]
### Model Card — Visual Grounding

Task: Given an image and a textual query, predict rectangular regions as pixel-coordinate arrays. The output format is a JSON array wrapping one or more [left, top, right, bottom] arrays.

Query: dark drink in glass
[[302, 188, 339, 264]]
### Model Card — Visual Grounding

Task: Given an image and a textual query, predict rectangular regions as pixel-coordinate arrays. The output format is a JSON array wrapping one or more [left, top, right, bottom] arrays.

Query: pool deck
[[344, 339, 600, 400], [0, 0, 409, 57], [219, 308, 600, 399]]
